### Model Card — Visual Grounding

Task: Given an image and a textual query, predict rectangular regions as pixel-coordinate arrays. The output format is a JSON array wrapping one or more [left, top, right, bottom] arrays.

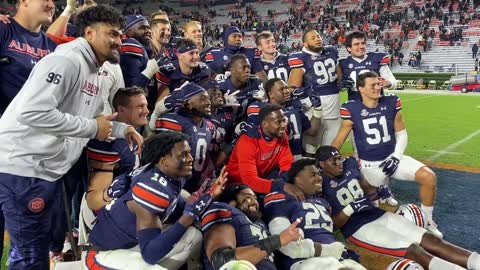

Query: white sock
[[422, 204, 434, 222], [429, 257, 466, 270], [468, 252, 480, 270]]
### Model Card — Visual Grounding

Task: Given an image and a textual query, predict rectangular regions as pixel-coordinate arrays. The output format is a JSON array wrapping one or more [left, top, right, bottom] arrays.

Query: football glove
[[106, 174, 131, 199], [379, 155, 400, 177]]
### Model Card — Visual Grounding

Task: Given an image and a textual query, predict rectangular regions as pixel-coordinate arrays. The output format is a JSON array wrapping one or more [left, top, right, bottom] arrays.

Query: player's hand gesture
[[279, 218, 303, 246], [0, 14, 11, 24], [95, 113, 116, 141], [223, 90, 240, 107], [200, 167, 228, 200], [125, 126, 144, 155]]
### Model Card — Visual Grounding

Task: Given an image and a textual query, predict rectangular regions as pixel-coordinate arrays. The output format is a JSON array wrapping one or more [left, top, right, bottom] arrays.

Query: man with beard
[[288, 29, 341, 152], [263, 158, 366, 270], [0, 6, 143, 269], [200, 183, 302, 270], [317, 146, 480, 270], [120, 15, 159, 87], [256, 31, 290, 82], [247, 78, 322, 160], [205, 26, 267, 82], [226, 104, 304, 200], [155, 38, 212, 101], [87, 132, 227, 270], [154, 83, 219, 193], [219, 54, 265, 124]]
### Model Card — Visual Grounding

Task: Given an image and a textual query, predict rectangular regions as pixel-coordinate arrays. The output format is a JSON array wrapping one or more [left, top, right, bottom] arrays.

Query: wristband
[[254, 235, 281, 254], [342, 204, 354, 217]]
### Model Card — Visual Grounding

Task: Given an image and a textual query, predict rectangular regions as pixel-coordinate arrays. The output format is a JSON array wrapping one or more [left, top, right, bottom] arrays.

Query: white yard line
[[425, 149, 463, 155], [402, 95, 436, 102], [427, 129, 480, 161]]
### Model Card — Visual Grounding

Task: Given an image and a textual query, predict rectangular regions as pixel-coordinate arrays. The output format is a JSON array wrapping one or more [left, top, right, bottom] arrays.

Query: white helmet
[[395, 204, 428, 228], [387, 259, 424, 270], [219, 260, 257, 270]]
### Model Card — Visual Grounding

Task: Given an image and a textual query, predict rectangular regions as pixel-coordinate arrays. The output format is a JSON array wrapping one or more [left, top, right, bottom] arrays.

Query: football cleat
[[387, 258, 424, 270], [395, 204, 427, 228], [426, 220, 444, 239], [379, 196, 399, 206]]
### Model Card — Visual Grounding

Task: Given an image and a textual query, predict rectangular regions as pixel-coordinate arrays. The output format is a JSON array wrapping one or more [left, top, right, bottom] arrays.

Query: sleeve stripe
[[205, 53, 214, 61], [380, 56, 390, 64], [155, 119, 183, 131], [86, 150, 120, 164], [201, 209, 232, 230], [263, 192, 286, 205], [121, 51, 144, 58], [120, 45, 144, 54], [132, 194, 165, 213], [247, 106, 261, 116], [136, 182, 169, 198], [132, 184, 170, 209], [155, 72, 171, 84], [288, 58, 303, 67], [340, 108, 351, 117], [396, 100, 402, 110]]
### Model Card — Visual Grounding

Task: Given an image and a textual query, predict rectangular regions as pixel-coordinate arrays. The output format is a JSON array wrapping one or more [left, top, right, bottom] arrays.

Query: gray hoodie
[[0, 37, 129, 181]]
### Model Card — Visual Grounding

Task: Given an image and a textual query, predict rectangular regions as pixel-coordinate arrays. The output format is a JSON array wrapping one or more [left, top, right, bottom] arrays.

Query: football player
[[317, 146, 480, 270], [200, 183, 302, 270], [87, 132, 227, 270], [155, 38, 212, 100], [154, 83, 218, 193], [256, 31, 290, 82], [331, 71, 441, 238], [246, 78, 322, 160], [288, 29, 341, 151], [264, 158, 366, 270], [338, 31, 396, 101], [205, 26, 267, 82]]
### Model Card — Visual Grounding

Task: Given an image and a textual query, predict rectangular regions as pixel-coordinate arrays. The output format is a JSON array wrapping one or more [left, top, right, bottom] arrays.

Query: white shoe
[[379, 196, 399, 206], [427, 220, 444, 239]]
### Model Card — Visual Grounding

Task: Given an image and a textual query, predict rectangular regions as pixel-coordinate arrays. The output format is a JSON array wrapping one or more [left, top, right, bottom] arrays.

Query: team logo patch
[[28, 197, 45, 213], [264, 65, 269, 70], [330, 180, 338, 188], [224, 112, 232, 120], [361, 109, 369, 117], [348, 63, 354, 69], [223, 55, 228, 61]]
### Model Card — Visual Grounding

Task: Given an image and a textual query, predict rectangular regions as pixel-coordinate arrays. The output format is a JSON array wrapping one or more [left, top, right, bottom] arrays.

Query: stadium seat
[[406, 80, 416, 89], [428, 80, 436, 90], [440, 80, 451, 90], [396, 80, 404, 90]]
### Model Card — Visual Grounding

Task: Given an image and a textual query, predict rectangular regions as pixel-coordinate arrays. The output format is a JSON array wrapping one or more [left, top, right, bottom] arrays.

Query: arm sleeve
[[120, 54, 150, 87], [379, 65, 396, 90], [236, 136, 274, 194], [15, 56, 98, 138]]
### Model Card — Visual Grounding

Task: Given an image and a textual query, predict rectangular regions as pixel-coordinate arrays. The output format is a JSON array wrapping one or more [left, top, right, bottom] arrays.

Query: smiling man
[[0, 5, 143, 269], [226, 104, 304, 200]]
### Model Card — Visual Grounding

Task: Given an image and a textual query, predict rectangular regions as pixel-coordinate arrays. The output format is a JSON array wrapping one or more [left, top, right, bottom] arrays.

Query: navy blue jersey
[[119, 37, 150, 87], [321, 157, 384, 237], [86, 137, 139, 177], [200, 202, 276, 270], [340, 94, 401, 161], [339, 52, 390, 100], [211, 107, 236, 145], [89, 164, 185, 250], [288, 47, 339, 96], [219, 77, 264, 122], [0, 20, 57, 113], [154, 113, 216, 191], [260, 53, 290, 82], [204, 47, 262, 74], [155, 60, 211, 91], [263, 191, 335, 269], [246, 102, 310, 159]]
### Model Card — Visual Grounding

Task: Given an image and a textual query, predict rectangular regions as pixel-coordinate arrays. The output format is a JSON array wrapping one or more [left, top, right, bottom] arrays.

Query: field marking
[[427, 129, 480, 161], [425, 149, 464, 155], [402, 95, 436, 102]]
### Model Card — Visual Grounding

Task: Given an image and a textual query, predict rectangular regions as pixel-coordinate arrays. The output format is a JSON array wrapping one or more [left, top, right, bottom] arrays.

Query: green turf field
[[341, 90, 480, 168]]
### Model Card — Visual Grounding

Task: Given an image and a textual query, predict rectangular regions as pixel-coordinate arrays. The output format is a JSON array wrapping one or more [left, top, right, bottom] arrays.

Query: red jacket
[[226, 131, 293, 194]]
